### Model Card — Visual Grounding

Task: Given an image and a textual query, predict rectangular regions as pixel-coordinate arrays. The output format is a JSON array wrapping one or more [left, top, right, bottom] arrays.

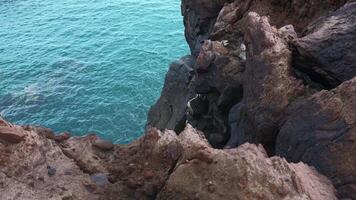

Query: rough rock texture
[[240, 12, 305, 154], [293, 2, 356, 88], [56, 128, 182, 200], [149, 0, 353, 148], [157, 125, 337, 200], [0, 120, 103, 200], [276, 77, 356, 198], [181, 0, 233, 56], [0, 119, 338, 200], [147, 55, 195, 133], [2, 0, 356, 199], [148, 0, 355, 198]]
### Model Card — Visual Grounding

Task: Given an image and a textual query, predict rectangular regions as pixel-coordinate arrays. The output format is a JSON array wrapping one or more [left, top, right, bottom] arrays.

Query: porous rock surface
[[148, 0, 356, 198], [1, 0, 355, 199], [276, 77, 356, 199], [0, 119, 338, 199]]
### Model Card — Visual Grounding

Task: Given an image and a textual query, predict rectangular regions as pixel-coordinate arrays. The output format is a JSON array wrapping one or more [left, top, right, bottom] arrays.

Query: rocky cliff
[[1, 0, 355, 199], [148, 0, 356, 198]]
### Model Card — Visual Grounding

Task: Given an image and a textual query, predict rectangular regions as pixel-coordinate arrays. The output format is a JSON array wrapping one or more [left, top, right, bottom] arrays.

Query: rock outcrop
[[0, 119, 338, 199], [0, 119, 102, 200], [293, 2, 356, 88], [147, 56, 195, 133], [240, 12, 304, 154], [276, 77, 356, 199], [148, 0, 356, 198], [157, 125, 336, 200], [1, 0, 355, 199]]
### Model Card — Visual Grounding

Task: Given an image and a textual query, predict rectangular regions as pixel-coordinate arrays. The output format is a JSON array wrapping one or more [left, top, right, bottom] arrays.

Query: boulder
[[0, 116, 340, 200], [92, 138, 114, 151], [0, 126, 25, 143]]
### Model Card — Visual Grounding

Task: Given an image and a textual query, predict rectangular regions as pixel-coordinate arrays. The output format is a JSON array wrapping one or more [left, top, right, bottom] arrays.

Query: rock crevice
[[1, 0, 355, 199]]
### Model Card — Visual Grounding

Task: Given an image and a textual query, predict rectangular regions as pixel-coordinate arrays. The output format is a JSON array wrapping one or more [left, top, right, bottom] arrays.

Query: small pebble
[[47, 165, 57, 176], [90, 173, 109, 186]]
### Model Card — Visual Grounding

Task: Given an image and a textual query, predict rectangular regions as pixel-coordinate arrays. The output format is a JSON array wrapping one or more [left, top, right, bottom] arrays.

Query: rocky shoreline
[[1, 0, 355, 199]]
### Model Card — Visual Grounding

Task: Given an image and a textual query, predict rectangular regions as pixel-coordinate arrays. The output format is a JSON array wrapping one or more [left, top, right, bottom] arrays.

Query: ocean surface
[[0, 0, 188, 143]]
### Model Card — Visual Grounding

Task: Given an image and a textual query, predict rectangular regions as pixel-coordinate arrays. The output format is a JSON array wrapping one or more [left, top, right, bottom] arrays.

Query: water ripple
[[0, 0, 188, 143]]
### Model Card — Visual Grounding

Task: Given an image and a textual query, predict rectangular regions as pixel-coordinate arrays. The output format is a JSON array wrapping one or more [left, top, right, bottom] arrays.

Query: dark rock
[[276, 77, 356, 199], [182, 0, 231, 55], [147, 55, 195, 133], [187, 94, 209, 117], [90, 173, 109, 186], [224, 103, 245, 149], [47, 165, 57, 176], [217, 85, 243, 113], [293, 2, 356, 89]]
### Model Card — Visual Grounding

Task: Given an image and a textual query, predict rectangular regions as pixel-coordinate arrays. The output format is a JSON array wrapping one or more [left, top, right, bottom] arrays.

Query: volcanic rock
[[92, 138, 114, 151], [156, 125, 337, 200], [0, 125, 25, 143], [147, 55, 195, 133], [276, 77, 356, 199], [293, 2, 356, 89], [54, 131, 71, 142]]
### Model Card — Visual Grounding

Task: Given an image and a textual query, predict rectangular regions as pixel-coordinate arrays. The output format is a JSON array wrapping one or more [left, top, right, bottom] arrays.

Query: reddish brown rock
[[240, 12, 304, 153], [156, 125, 337, 200], [22, 125, 55, 139], [0, 118, 339, 200], [1, 0, 354, 199], [92, 137, 114, 151], [0, 121, 102, 200], [54, 131, 71, 142], [0, 126, 25, 143]]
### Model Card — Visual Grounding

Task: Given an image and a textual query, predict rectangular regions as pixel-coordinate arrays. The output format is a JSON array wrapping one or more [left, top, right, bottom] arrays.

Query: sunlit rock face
[[0, 120, 338, 200]]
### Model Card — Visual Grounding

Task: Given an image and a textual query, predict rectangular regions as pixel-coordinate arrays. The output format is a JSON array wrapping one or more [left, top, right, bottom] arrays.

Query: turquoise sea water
[[0, 0, 188, 143]]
